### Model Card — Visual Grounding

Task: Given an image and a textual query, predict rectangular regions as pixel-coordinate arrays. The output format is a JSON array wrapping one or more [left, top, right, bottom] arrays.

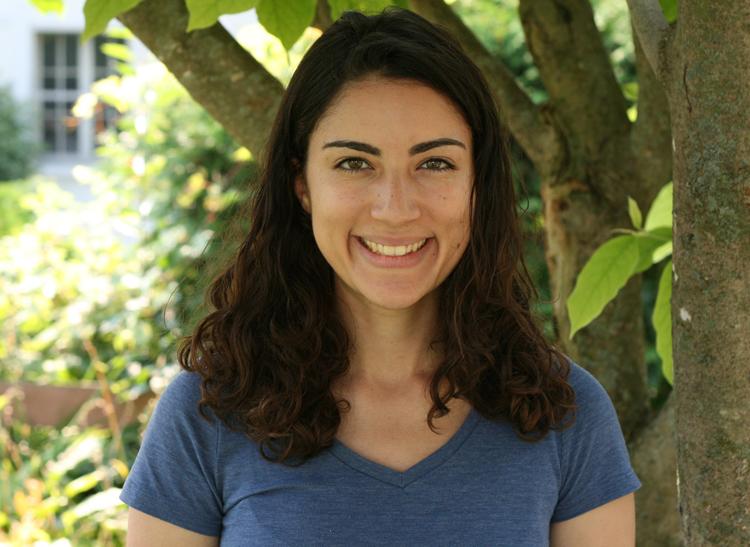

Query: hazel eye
[[421, 158, 454, 171], [335, 158, 371, 173]]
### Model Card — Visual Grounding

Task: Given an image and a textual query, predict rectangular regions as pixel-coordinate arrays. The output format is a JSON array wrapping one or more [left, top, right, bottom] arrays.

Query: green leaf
[[257, 0, 317, 50], [29, 0, 64, 14], [644, 181, 673, 231], [652, 241, 673, 263], [328, 0, 406, 20], [633, 231, 670, 273], [185, 0, 259, 32], [100, 42, 132, 62], [658, 0, 678, 23], [652, 260, 673, 384], [63, 469, 104, 498], [627, 196, 642, 230], [82, 0, 144, 42], [567, 235, 641, 340]]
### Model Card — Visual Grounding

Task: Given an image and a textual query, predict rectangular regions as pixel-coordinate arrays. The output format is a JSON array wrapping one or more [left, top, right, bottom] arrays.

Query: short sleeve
[[551, 361, 642, 522], [119, 370, 223, 536]]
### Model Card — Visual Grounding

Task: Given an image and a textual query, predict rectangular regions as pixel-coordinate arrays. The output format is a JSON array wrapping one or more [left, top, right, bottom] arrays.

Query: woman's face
[[295, 76, 473, 312]]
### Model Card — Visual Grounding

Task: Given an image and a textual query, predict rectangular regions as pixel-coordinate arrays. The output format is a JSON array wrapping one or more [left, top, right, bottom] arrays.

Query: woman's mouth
[[358, 237, 428, 256], [354, 236, 435, 268]]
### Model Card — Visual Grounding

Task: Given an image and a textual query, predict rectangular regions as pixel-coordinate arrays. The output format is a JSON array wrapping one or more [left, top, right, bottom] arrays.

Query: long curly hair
[[177, 7, 577, 465]]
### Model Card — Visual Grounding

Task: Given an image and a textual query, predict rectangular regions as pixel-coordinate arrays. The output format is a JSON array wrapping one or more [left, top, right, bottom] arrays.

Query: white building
[[0, 0, 257, 195]]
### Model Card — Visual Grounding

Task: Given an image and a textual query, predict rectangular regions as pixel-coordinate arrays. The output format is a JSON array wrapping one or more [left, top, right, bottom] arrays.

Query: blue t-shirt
[[119, 360, 641, 546]]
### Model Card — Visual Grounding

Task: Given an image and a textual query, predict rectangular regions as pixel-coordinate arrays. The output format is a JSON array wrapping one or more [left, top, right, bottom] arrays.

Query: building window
[[38, 33, 124, 156]]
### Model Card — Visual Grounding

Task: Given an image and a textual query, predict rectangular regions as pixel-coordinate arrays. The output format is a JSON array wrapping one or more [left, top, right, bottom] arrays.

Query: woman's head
[[264, 7, 510, 313], [295, 76, 474, 313], [180, 7, 575, 465]]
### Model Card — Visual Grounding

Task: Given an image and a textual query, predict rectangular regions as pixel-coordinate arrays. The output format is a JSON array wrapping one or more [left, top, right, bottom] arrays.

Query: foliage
[[83, 0, 408, 49], [0, 86, 40, 183], [0, 57, 251, 543], [0, 179, 36, 237], [0, 388, 142, 546], [567, 182, 674, 384]]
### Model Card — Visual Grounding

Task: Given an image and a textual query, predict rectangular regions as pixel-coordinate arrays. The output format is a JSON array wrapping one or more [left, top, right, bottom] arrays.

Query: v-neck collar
[[328, 406, 480, 488]]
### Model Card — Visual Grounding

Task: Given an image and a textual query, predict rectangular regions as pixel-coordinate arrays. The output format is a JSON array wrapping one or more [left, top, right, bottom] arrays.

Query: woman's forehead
[[310, 79, 471, 150]]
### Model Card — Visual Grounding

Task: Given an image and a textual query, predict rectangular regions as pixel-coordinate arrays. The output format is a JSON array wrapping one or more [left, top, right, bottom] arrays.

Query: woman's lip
[[354, 236, 434, 268]]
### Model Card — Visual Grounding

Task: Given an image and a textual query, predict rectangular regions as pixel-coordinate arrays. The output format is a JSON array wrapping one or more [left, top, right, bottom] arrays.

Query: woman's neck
[[334, 285, 442, 390]]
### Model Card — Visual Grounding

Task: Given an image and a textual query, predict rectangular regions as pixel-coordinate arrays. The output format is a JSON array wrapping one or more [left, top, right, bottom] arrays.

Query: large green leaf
[[644, 181, 673, 231], [652, 259, 673, 384], [567, 235, 641, 340], [82, 0, 144, 42], [659, 0, 678, 23], [328, 0, 408, 20], [256, 0, 317, 50], [185, 0, 259, 32]]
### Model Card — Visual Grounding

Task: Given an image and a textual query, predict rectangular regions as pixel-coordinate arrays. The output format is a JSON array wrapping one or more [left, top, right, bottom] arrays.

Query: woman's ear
[[293, 165, 311, 213]]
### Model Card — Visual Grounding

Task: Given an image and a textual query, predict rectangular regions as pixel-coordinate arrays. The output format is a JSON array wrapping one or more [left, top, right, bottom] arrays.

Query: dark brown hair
[[177, 7, 576, 465]]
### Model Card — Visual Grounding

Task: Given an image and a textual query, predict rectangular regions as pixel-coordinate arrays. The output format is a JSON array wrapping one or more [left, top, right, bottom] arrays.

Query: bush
[[0, 63, 252, 543], [0, 86, 40, 182]]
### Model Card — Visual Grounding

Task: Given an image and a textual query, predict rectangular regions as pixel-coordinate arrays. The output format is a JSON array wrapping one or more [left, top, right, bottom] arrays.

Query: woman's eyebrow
[[322, 138, 466, 156]]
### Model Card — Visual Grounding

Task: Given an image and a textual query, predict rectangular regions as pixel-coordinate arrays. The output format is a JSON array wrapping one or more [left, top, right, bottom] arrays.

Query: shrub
[[0, 86, 40, 182]]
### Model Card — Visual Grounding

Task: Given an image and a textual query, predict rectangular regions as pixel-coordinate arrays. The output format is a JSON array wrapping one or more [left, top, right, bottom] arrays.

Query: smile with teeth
[[360, 237, 428, 256]]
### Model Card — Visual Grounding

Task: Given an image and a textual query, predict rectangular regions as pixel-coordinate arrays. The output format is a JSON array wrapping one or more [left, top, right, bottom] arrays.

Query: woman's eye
[[336, 158, 370, 173], [335, 158, 455, 173], [421, 158, 454, 171]]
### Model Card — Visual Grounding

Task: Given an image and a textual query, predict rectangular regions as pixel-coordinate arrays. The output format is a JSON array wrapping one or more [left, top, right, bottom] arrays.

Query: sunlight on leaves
[[185, 0, 259, 31], [256, 0, 316, 51], [644, 181, 673, 231], [82, 0, 143, 42]]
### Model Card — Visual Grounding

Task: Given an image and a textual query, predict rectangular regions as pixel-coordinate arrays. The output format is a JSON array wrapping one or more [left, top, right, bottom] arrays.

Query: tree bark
[[513, 0, 652, 438], [670, 5, 750, 545], [630, 0, 750, 544], [117, 0, 283, 156]]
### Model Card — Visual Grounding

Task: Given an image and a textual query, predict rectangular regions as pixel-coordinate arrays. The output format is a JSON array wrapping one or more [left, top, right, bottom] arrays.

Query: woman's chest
[[332, 392, 475, 473]]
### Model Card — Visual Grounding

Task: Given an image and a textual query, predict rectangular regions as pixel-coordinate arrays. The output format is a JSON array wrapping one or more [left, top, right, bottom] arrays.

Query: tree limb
[[117, 0, 283, 156], [408, 0, 563, 172], [625, 0, 673, 83], [517, 0, 631, 202], [312, 0, 334, 31], [628, 16, 673, 210]]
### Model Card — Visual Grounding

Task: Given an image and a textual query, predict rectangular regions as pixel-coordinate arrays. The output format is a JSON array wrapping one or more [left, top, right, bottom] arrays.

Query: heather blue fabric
[[120, 359, 641, 546]]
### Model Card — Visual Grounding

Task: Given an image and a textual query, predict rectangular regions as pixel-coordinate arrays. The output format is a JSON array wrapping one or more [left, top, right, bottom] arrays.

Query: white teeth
[[361, 237, 428, 256]]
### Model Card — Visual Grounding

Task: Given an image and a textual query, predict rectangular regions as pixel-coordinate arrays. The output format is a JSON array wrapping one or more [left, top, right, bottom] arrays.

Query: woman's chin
[[358, 287, 434, 312]]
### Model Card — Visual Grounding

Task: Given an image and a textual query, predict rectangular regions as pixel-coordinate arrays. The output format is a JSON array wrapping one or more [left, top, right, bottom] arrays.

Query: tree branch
[[628, 16, 673, 209], [118, 0, 283, 156], [625, 0, 673, 82], [408, 0, 563, 172], [312, 0, 334, 31], [517, 0, 631, 190]]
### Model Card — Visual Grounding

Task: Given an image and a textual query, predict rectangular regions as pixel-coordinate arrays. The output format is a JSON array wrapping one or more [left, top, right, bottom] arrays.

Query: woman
[[120, 7, 640, 546]]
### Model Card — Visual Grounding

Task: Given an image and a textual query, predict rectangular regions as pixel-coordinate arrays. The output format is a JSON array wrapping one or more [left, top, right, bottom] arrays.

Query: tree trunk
[[670, 6, 750, 546], [629, 0, 750, 544]]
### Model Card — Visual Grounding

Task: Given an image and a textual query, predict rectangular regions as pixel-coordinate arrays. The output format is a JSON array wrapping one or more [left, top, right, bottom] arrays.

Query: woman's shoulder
[[563, 358, 616, 414], [146, 369, 218, 438], [555, 357, 626, 439]]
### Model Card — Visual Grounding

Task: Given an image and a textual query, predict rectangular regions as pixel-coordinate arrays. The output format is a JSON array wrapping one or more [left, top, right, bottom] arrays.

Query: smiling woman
[[119, 7, 640, 546]]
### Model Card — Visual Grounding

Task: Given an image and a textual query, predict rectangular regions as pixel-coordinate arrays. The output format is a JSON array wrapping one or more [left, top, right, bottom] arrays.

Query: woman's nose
[[369, 172, 421, 224]]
